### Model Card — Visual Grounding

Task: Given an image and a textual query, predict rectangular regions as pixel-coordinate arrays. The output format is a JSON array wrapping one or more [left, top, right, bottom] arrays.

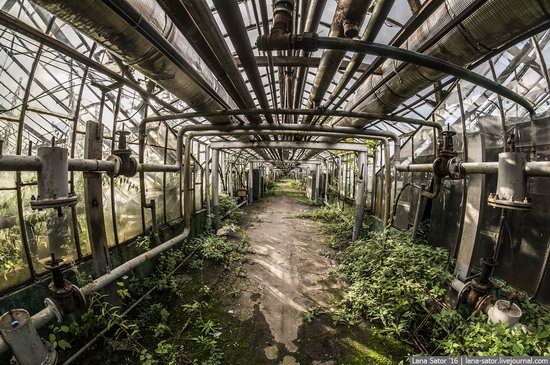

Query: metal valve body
[[30, 147, 78, 211]]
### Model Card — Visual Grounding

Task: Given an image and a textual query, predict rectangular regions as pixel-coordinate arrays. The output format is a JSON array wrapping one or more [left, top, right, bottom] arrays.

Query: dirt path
[[222, 180, 405, 364]]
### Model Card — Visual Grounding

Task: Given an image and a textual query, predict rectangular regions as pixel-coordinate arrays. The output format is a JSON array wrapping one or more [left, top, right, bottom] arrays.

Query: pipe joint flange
[[448, 157, 465, 179], [295, 32, 319, 53], [106, 155, 122, 177], [43, 298, 63, 323], [40, 338, 59, 365]]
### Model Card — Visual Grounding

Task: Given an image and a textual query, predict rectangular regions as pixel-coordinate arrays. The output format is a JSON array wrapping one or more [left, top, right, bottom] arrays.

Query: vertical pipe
[[337, 156, 343, 207], [109, 88, 121, 245], [353, 151, 367, 240], [324, 164, 329, 204], [489, 59, 507, 152], [0, 310, 53, 365], [162, 126, 169, 225], [211, 149, 220, 231], [228, 161, 234, 197]]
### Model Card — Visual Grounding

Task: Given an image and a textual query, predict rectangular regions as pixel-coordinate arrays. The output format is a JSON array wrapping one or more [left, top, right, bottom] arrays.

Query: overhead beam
[[234, 56, 382, 74]]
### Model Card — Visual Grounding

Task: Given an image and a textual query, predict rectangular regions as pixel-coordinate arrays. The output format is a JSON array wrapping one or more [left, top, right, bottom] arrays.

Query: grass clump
[[191, 231, 250, 267], [288, 179, 302, 190], [335, 230, 451, 339], [298, 204, 357, 247]]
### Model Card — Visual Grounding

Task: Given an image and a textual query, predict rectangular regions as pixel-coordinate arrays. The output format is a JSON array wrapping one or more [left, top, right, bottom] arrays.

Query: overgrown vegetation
[[50, 218, 251, 364], [334, 230, 451, 339], [433, 289, 550, 356], [300, 202, 550, 357], [298, 203, 358, 247], [288, 179, 301, 190], [218, 193, 244, 224]]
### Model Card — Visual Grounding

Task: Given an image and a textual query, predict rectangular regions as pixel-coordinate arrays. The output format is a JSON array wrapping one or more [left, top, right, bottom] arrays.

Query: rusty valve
[[109, 130, 138, 178], [44, 253, 86, 318]]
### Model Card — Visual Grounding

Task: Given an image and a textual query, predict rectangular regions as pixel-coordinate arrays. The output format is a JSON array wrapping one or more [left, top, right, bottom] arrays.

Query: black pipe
[[257, 34, 535, 115]]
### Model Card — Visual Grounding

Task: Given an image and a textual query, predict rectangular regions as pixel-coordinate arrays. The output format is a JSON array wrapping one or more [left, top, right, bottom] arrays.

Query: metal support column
[[315, 163, 321, 203], [83, 121, 117, 303], [211, 149, 220, 231], [353, 151, 367, 241], [205, 146, 211, 219], [248, 161, 254, 204]]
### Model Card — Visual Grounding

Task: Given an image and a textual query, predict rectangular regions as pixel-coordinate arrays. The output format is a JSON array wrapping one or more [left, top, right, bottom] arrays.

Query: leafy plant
[[298, 203, 359, 247], [191, 233, 250, 266], [218, 193, 244, 224], [303, 306, 324, 323], [334, 230, 452, 339], [288, 179, 301, 190]]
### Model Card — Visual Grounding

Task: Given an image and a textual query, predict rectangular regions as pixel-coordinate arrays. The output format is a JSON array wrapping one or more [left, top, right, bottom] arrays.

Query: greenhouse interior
[[0, 0, 549, 364]]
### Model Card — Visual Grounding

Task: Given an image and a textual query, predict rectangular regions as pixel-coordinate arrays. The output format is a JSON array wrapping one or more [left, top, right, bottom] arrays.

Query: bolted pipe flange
[[448, 156, 465, 179], [105, 155, 122, 177], [295, 32, 319, 53]]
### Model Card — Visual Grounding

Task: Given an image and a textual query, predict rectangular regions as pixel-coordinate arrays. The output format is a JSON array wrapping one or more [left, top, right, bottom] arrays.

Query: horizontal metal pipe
[[143, 108, 440, 130], [137, 163, 180, 173], [81, 227, 190, 295], [0, 156, 41, 171], [210, 140, 370, 151], [396, 161, 550, 177], [0, 228, 191, 355], [68, 159, 116, 173], [0, 156, 178, 174], [249, 159, 322, 165]]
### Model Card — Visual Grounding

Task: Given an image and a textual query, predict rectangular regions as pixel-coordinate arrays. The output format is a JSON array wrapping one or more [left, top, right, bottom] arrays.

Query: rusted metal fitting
[[112, 130, 138, 177], [272, 0, 294, 35], [44, 253, 86, 317], [343, 19, 360, 38], [466, 278, 491, 307]]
